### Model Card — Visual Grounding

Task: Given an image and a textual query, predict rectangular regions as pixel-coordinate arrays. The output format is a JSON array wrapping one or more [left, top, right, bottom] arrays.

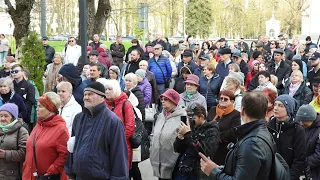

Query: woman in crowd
[[269, 40, 278, 56], [297, 105, 320, 180], [150, 89, 187, 180], [249, 41, 257, 59], [57, 81, 82, 135], [199, 64, 222, 110], [268, 95, 307, 180], [246, 60, 260, 90], [290, 37, 300, 54], [0, 77, 27, 120], [109, 65, 125, 90], [43, 52, 63, 93], [228, 63, 240, 73], [282, 70, 312, 108], [261, 88, 278, 122], [80, 64, 90, 81], [297, 44, 308, 64], [224, 72, 245, 111], [173, 103, 219, 180], [0, 56, 16, 78], [255, 71, 277, 92], [207, 90, 241, 165], [202, 41, 210, 55], [174, 65, 192, 94], [0, 103, 29, 180], [310, 89, 320, 113], [259, 62, 267, 72], [100, 79, 136, 177], [135, 69, 152, 107], [125, 73, 146, 120], [178, 74, 207, 111], [0, 34, 9, 66], [139, 60, 158, 104], [23, 92, 69, 180]]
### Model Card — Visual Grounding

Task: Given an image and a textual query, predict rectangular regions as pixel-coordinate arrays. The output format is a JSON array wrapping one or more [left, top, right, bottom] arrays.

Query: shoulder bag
[[153, 59, 170, 88]]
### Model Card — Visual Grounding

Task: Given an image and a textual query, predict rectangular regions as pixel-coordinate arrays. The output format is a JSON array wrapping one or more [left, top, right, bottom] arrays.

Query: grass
[[48, 41, 132, 53]]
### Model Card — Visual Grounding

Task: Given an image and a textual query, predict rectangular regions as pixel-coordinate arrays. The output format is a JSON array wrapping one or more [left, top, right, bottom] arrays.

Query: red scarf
[[213, 105, 235, 120]]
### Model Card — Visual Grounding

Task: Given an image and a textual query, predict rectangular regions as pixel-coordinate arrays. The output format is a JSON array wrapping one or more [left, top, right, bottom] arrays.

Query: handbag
[[145, 104, 157, 122], [33, 132, 60, 180]]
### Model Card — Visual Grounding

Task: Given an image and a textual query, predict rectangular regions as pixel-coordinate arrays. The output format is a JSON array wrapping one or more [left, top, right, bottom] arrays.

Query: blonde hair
[[139, 60, 148, 66], [124, 73, 138, 86], [290, 70, 303, 82], [44, 92, 61, 110], [270, 75, 278, 87], [228, 64, 240, 72], [226, 77, 246, 93]]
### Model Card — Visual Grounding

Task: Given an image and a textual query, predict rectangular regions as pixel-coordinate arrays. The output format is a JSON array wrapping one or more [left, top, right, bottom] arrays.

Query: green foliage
[[186, 0, 213, 38], [21, 31, 46, 95], [133, 18, 144, 40]]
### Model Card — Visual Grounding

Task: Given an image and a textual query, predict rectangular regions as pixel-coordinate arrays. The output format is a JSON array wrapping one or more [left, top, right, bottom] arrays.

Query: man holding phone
[[173, 103, 220, 179], [200, 92, 275, 180]]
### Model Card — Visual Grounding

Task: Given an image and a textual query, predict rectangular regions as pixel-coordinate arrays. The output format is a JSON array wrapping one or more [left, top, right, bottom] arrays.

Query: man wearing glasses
[[11, 64, 36, 130], [62, 37, 82, 66]]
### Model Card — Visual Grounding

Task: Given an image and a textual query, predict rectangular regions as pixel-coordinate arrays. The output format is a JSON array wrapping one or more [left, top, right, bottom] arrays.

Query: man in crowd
[[238, 37, 249, 54], [11, 64, 36, 129], [305, 36, 318, 54], [216, 48, 233, 79], [89, 34, 102, 50], [65, 82, 128, 180], [62, 36, 82, 65], [148, 44, 172, 96], [142, 42, 154, 60], [218, 38, 228, 49], [255, 42, 271, 63], [194, 54, 211, 77], [263, 36, 271, 53], [177, 49, 198, 76], [83, 63, 102, 84], [268, 48, 290, 89], [152, 33, 167, 50], [42, 36, 55, 70], [76, 46, 92, 72], [200, 91, 275, 179], [123, 49, 141, 75], [110, 35, 125, 70], [89, 50, 107, 78], [233, 51, 249, 80], [278, 39, 294, 63], [308, 51, 320, 87]]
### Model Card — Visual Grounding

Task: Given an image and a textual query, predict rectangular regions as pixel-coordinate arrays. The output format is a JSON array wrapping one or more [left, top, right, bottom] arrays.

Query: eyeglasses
[[195, 44, 199, 45], [161, 97, 169, 101], [219, 97, 230, 102], [10, 70, 20, 74]]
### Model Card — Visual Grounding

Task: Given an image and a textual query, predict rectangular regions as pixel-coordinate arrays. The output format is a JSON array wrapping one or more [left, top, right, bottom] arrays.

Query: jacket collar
[[84, 102, 106, 116], [234, 119, 267, 139]]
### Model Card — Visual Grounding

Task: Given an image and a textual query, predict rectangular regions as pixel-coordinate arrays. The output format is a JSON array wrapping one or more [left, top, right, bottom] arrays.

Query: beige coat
[[0, 121, 29, 180]]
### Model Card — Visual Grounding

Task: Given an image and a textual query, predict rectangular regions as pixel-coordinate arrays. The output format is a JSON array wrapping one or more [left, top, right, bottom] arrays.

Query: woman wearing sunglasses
[[150, 89, 187, 180], [207, 90, 241, 166]]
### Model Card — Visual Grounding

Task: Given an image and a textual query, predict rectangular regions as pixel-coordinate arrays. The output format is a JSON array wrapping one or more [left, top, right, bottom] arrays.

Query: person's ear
[[240, 107, 245, 117]]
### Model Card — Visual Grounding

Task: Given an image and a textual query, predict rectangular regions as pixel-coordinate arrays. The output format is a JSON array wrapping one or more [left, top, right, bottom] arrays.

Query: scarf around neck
[[186, 91, 197, 99], [213, 105, 235, 120], [289, 82, 301, 96], [0, 119, 18, 132]]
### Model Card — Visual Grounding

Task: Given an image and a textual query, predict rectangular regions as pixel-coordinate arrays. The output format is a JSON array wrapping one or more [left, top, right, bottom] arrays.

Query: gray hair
[[124, 73, 138, 86], [44, 92, 61, 111], [54, 52, 64, 62], [56, 81, 73, 93], [0, 77, 14, 91], [104, 79, 122, 98], [100, 44, 108, 51]]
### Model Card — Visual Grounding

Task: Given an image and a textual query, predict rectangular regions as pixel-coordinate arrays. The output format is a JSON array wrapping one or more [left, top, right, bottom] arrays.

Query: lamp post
[[183, 0, 188, 37], [79, 0, 87, 65], [40, 0, 46, 37]]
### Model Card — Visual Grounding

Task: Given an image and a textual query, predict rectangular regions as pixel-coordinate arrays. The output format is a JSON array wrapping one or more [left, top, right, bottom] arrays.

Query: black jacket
[[125, 45, 144, 63], [239, 60, 249, 81], [305, 116, 320, 179], [89, 41, 102, 50], [131, 86, 145, 120], [124, 59, 141, 76], [44, 45, 55, 64], [0, 68, 10, 78], [110, 42, 125, 63], [247, 75, 259, 91], [173, 121, 220, 178], [268, 117, 306, 180], [173, 77, 186, 94], [268, 60, 291, 89], [13, 78, 36, 123], [211, 119, 274, 180], [281, 81, 313, 108]]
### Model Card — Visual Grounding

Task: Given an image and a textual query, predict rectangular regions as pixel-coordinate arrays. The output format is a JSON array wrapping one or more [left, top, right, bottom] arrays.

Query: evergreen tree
[[186, 0, 212, 37], [21, 31, 46, 95]]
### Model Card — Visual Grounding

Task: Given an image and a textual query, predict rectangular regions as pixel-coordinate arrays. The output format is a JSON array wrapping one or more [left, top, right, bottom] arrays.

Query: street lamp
[[79, 0, 87, 65], [183, 0, 188, 37]]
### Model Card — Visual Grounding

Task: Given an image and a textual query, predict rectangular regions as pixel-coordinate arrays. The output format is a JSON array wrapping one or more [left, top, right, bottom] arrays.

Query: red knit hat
[[160, 89, 180, 105], [96, 47, 105, 53]]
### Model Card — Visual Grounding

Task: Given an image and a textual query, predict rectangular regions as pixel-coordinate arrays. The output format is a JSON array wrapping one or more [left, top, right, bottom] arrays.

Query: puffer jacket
[[150, 105, 187, 179], [0, 121, 29, 180], [106, 92, 135, 169], [137, 78, 152, 107], [305, 116, 320, 179], [98, 51, 112, 70], [178, 92, 207, 112], [148, 55, 172, 84], [199, 74, 222, 110], [210, 119, 274, 180], [268, 117, 307, 180], [131, 86, 146, 120], [282, 81, 313, 108], [173, 121, 220, 179]]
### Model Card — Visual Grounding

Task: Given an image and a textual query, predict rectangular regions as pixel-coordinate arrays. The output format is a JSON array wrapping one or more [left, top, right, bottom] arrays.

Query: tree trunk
[[4, 0, 35, 46]]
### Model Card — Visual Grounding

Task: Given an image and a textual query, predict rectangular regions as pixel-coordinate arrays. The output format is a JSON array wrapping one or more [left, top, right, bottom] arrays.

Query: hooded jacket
[[137, 78, 152, 107], [0, 121, 29, 180], [150, 105, 187, 179], [98, 51, 112, 70], [22, 115, 69, 180], [59, 95, 82, 135], [59, 64, 86, 106], [106, 92, 135, 169], [267, 117, 306, 180], [305, 116, 320, 179], [199, 74, 222, 110]]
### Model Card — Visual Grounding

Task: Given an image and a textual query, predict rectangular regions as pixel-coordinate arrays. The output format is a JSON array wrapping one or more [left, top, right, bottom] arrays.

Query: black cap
[[84, 82, 106, 98], [42, 36, 48, 40], [278, 34, 284, 38], [273, 48, 284, 55], [145, 42, 154, 47], [209, 45, 218, 51], [89, 50, 99, 56], [219, 48, 231, 55], [310, 52, 320, 60], [199, 54, 210, 60], [218, 38, 226, 42], [232, 51, 241, 58], [306, 36, 312, 41], [182, 51, 193, 57]]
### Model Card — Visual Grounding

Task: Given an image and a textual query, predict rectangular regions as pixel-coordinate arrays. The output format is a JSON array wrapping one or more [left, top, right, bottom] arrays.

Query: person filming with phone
[[200, 91, 277, 180], [173, 103, 219, 180]]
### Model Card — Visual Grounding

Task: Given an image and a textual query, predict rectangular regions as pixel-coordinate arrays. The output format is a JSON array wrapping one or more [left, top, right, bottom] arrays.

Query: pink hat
[[160, 89, 180, 105], [184, 74, 199, 86], [87, 46, 92, 51]]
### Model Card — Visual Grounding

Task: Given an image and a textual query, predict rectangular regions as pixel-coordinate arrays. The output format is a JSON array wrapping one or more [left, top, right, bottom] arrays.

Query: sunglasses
[[10, 70, 20, 74], [219, 97, 230, 102], [195, 44, 199, 45], [68, 40, 74, 43]]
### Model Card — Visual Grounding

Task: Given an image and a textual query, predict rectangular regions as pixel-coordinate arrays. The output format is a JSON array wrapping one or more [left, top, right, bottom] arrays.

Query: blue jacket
[[177, 61, 198, 76], [199, 74, 222, 109], [193, 67, 203, 78], [216, 60, 233, 80], [148, 55, 172, 84], [0, 92, 28, 121], [65, 103, 128, 180]]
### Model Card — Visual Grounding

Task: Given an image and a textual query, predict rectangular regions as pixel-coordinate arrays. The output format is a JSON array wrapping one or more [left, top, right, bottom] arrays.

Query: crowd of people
[[0, 33, 320, 180]]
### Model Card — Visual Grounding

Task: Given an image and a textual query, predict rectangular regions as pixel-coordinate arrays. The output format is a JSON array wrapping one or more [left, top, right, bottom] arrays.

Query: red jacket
[[23, 115, 69, 180], [106, 92, 135, 169]]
